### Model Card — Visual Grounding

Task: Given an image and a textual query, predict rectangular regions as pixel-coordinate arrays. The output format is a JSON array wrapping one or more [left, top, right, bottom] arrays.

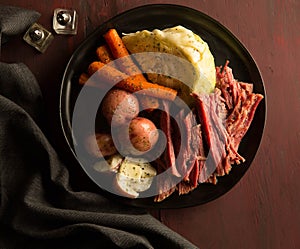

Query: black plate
[[60, 4, 266, 208]]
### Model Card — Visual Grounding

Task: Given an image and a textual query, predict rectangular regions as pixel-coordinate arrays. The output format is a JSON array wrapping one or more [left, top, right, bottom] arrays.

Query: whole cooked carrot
[[96, 45, 114, 64], [88, 61, 177, 101], [103, 29, 129, 58], [103, 29, 145, 81]]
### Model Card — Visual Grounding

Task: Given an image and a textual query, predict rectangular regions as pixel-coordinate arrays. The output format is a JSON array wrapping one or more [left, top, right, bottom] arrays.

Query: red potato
[[128, 117, 159, 153], [101, 89, 139, 126], [85, 133, 117, 158]]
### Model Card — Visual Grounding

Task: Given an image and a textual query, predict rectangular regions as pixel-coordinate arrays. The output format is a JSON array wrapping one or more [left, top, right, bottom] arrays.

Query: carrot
[[79, 73, 89, 85], [103, 29, 130, 58], [78, 72, 107, 89], [103, 29, 145, 82], [88, 61, 123, 80], [96, 45, 114, 64], [88, 61, 177, 101]]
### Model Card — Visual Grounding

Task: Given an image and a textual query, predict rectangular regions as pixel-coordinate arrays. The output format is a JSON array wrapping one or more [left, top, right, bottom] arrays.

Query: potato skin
[[129, 117, 159, 153], [101, 89, 139, 126], [85, 133, 117, 158]]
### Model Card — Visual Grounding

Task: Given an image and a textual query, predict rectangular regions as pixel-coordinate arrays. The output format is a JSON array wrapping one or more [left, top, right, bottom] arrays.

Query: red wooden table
[[1, 1, 299, 248]]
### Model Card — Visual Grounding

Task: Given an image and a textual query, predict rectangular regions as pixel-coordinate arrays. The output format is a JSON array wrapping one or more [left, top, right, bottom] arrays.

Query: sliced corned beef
[[153, 159, 177, 202], [191, 89, 228, 178], [160, 100, 181, 177], [216, 62, 264, 166], [175, 109, 199, 181]]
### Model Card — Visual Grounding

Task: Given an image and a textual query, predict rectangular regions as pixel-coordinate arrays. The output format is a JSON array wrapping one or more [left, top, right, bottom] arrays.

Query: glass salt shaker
[[23, 23, 54, 53], [53, 8, 78, 35]]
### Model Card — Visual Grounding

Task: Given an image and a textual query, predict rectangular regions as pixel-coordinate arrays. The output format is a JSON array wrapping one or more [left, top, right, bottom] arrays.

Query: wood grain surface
[[1, 1, 299, 248]]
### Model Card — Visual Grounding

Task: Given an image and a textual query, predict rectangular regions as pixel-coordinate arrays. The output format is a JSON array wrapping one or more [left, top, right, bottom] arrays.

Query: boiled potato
[[93, 154, 123, 172], [85, 133, 117, 158], [114, 157, 157, 198], [101, 89, 139, 126], [129, 117, 159, 152]]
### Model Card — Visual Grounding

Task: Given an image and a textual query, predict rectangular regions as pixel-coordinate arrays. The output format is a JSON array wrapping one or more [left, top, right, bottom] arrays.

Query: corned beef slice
[[153, 159, 177, 202], [160, 100, 181, 177], [178, 121, 203, 195], [216, 62, 264, 165], [154, 101, 181, 202], [191, 90, 228, 178], [174, 109, 199, 181]]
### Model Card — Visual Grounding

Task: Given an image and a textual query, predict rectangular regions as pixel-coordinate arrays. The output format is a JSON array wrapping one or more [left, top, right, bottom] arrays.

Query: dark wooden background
[[1, 1, 299, 248]]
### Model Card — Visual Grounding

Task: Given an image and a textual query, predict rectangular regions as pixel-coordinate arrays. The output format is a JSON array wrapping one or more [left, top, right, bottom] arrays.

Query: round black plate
[[60, 4, 266, 209]]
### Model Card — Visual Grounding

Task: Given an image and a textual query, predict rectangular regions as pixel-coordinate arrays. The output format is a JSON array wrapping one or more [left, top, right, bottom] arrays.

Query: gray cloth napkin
[[0, 4, 40, 44], [0, 5, 198, 249]]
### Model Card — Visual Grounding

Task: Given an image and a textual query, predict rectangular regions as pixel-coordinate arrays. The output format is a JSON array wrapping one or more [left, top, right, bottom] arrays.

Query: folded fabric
[[0, 5, 40, 45], [0, 5, 198, 249]]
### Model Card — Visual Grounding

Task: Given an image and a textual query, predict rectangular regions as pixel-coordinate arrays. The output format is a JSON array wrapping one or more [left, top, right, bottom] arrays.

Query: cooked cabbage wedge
[[122, 25, 216, 105]]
